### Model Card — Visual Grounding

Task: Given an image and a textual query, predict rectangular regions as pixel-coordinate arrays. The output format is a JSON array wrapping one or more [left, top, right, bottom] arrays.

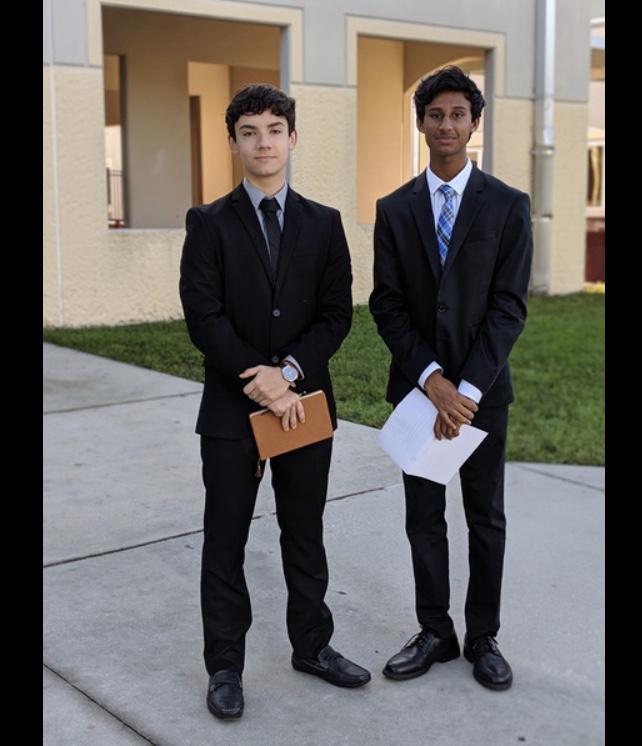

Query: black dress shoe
[[291, 645, 371, 688], [207, 670, 244, 719], [382, 628, 460, 680], [463, 634, 513, 691]]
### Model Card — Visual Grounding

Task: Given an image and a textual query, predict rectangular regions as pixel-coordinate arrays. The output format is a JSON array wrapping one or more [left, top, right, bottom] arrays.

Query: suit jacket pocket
[[465, 230, 496, 244]]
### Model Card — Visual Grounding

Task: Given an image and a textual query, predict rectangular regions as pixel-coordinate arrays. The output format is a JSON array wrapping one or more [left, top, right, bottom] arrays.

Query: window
[[104, 54, 126, 228], [587, 144, 604, 209]]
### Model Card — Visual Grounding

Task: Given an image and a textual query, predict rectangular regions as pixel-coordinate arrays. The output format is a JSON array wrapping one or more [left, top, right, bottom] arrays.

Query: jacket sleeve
[[369, 198, 440, 387], [283, 207, 353, 379], [459, 190, 533, 395], [178, 205, 272, 381]]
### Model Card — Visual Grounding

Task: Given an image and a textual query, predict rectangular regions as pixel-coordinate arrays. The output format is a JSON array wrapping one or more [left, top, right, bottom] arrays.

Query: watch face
[[282, 365, 298, 382]]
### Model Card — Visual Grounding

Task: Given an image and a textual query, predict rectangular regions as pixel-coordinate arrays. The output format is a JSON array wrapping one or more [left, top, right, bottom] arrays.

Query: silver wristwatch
[[280, 363, 299, 383]]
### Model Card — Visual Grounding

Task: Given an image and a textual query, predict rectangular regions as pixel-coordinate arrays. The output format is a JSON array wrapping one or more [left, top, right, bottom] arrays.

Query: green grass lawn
[[43, 292, 604, 466]]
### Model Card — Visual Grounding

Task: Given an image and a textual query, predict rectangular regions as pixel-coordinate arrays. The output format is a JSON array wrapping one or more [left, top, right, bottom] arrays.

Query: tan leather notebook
[[249, 390, 333, 460]]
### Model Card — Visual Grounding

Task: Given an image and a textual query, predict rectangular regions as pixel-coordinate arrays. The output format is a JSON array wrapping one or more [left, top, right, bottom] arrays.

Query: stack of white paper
[[377, 387, 488, 485]]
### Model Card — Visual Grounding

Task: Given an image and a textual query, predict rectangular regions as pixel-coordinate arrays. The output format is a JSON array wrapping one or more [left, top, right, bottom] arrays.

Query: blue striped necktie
[[437, 184, 455, 266]]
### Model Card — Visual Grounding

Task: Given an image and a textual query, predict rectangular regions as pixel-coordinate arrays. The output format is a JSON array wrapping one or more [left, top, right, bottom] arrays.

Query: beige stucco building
[[43, 0, 605, 328]]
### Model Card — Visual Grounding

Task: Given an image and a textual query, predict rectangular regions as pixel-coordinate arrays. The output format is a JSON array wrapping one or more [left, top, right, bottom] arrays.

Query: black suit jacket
[[179, 184, 353, 438], [369, 165, 533, 409]]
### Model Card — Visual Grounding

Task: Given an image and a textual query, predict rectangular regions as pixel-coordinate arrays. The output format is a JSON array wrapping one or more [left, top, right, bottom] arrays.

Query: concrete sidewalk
[[43, 342, 605, 746]]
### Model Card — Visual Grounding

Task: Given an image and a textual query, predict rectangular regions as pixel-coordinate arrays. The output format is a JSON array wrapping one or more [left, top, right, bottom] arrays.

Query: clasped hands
[[424, 371, 478, 440], [240, 365, 304, 432]]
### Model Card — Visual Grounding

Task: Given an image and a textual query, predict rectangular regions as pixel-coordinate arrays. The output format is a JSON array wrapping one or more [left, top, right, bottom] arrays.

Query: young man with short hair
[[180, 83, 370, 721], [370, 66, 533, 691]]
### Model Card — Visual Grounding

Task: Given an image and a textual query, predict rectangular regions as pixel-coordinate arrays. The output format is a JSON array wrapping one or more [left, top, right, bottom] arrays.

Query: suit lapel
[[409, 173, 441, 280], [230, 184, 273, 282], [275, 188, 303, 290]]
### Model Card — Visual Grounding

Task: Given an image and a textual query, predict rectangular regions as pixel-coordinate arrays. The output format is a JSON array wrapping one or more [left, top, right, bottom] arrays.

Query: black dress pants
[[200, 434, 335, 675], [402, 404, 509, 641]]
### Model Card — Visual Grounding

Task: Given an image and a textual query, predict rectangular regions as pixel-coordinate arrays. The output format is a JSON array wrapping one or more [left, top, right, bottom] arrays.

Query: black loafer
[[383, 628, 460, 680], [463, 634, 513, 690], [207, 670, 244, 719], [292, 645, 371, 688]]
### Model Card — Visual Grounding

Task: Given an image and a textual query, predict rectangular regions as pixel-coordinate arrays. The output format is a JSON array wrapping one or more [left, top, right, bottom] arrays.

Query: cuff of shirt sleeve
[[458, 380, 481, 404], [419, 362, 442, 390]]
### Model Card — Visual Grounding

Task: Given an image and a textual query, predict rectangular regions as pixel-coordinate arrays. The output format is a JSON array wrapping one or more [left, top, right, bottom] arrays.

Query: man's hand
[[268, 390, 305, 431], [424, 370, 478, 440], [240, 365, 291, 407]]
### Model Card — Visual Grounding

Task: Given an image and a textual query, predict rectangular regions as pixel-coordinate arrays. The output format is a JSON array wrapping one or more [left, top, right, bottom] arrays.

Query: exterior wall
[[44, 64, 122, 327], [551, 102, 593, 294], [43, 65, 185, 326], [43, 66, 58, 323], [492, 99, 533, 195], [43, 0, 603, 328], [289, 84, 367, 300], [188, 63, 233, 205], [356, 38, 405, 224]]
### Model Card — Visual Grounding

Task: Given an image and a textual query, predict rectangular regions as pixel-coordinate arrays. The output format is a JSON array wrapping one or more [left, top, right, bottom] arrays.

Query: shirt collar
[[243, 178, 288, 213], [426, 158, 473, 197]]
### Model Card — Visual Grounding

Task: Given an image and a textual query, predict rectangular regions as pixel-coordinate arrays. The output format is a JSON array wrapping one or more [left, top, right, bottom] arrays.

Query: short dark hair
[[413, 66, 485, 121], [225, 83, 296, 140]]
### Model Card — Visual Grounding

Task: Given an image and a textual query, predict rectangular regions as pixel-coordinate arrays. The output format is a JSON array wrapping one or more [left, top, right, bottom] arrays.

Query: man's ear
[[288, 129, 298, 150], [467, 118, 481, 143], [228, 135, 239, 154], [416, 117, 425, 133]]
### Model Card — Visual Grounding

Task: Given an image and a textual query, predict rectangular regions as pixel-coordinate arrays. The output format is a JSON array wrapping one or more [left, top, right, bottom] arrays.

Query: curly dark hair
[[413, 66, 485, 121], [225, 83, 296, 140]]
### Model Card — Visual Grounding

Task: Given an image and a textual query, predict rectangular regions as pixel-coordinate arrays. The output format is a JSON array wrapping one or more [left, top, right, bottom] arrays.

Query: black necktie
[[259, 198, 281, 277]]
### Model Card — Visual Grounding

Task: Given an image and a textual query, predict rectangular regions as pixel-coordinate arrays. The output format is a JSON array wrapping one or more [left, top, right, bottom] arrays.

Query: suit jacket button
[[272, 308, 281, 317], [271, 355, 279, 364], [437, 303, 447, 312]]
